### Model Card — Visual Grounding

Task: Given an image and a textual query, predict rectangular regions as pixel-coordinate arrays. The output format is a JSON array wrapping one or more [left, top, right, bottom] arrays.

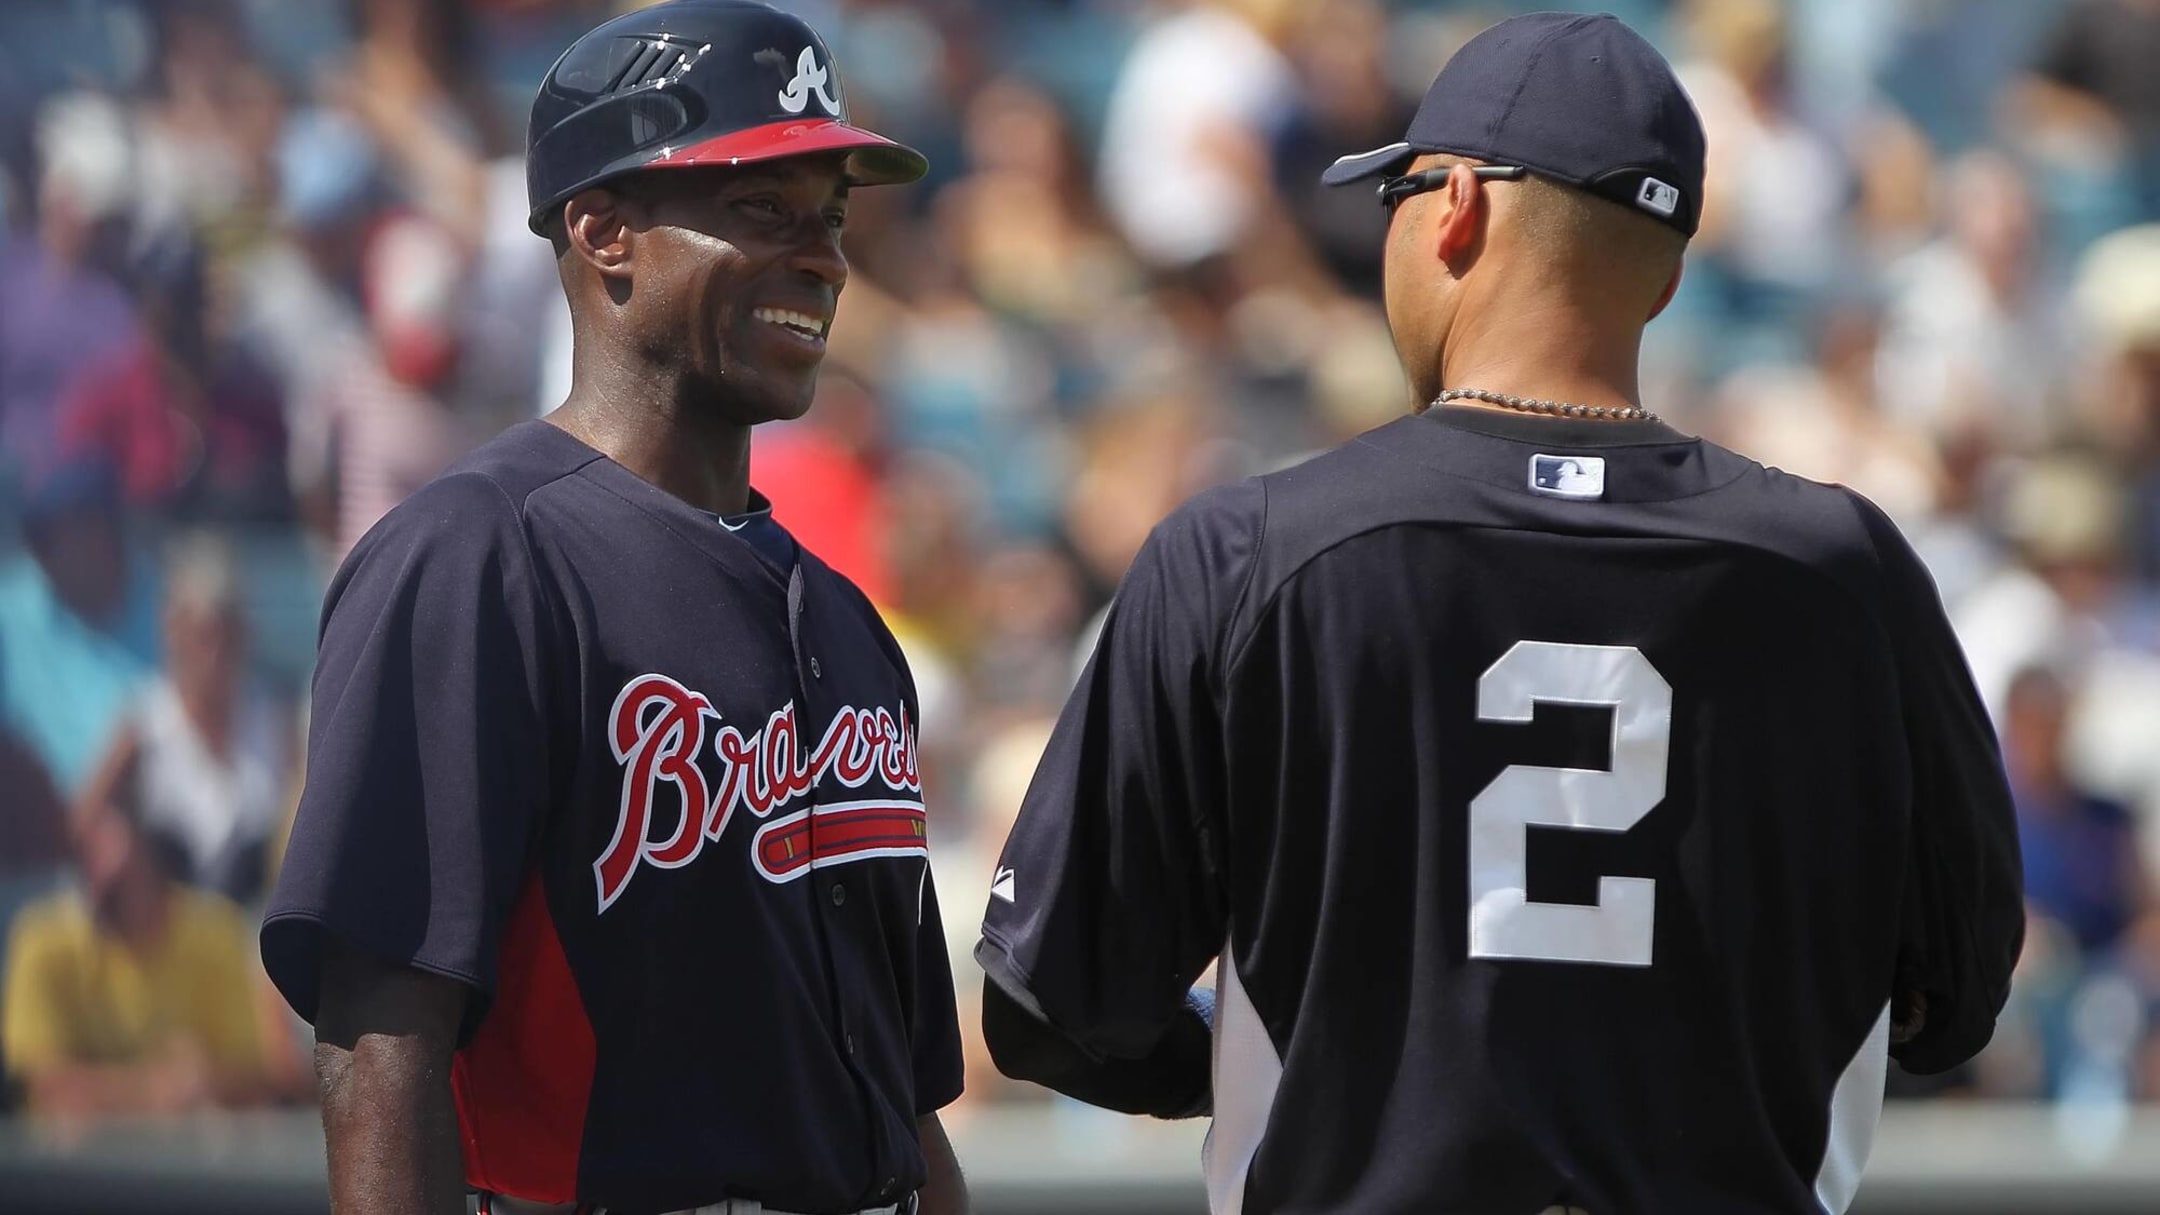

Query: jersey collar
[[1366, 404, 1749, 503]]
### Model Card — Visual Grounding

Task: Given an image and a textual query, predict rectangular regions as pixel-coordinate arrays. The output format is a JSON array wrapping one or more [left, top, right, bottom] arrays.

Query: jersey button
[[830, 883, 846, 907], [810, 657, 822, 679], [845, 1032, 857, 1054]]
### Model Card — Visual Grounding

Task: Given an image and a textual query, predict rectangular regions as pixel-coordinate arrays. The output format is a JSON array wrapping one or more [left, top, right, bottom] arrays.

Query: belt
[[482, 1195, 915, 1215]]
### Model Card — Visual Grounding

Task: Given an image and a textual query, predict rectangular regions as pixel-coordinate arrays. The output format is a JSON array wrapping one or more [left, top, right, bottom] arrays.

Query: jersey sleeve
[[976, 480, 1262, 1058], [260, 472, 559, 1040], [1858, 500, 2025, 1074]]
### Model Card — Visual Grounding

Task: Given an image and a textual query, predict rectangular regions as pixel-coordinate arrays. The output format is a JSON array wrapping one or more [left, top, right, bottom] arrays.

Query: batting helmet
[[525, 0, 928, 236]]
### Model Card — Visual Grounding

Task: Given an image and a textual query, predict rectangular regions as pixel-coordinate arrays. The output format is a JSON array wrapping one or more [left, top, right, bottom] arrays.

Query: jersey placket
[[784, 563, 901, 1195]]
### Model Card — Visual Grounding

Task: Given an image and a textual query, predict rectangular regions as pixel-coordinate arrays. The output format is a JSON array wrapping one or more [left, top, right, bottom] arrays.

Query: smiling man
[[260, 4, 967, 1214]]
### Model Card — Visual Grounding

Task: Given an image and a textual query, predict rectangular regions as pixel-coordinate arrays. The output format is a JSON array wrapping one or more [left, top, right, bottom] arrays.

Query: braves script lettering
[[595, 673, 924, 911]]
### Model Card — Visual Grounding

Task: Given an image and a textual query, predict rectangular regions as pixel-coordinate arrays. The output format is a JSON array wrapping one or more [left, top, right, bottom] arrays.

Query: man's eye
[[738, 196, 784, 217], [825, 211, 848, 231]]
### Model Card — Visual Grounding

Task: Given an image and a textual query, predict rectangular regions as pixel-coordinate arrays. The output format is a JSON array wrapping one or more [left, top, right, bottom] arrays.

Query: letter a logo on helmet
[[777, 46, 839, 115]]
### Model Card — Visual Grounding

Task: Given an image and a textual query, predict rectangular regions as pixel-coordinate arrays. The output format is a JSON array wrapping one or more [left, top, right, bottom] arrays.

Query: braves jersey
[[263, 420, 963, 1213], [978, 407, 2022, 1215]]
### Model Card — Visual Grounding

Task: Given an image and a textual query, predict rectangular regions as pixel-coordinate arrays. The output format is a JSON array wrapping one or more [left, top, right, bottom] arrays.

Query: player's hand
[[1890, 989, 1928, 1046]]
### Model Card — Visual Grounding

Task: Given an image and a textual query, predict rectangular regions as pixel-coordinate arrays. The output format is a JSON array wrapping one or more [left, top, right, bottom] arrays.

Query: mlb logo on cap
[[1637, 178, 1681, 218], [1529, 454, 1606, 500]]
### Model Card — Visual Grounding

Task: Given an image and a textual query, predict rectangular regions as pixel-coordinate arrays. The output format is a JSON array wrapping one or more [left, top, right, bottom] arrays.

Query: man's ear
[[563, 188, 635, 281], [1648, 258, 1685, 321], [1434, 162, 1487, 266]]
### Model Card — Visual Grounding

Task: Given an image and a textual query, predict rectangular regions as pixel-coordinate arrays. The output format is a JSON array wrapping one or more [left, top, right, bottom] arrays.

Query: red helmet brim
[[645, 118, 927, 186]]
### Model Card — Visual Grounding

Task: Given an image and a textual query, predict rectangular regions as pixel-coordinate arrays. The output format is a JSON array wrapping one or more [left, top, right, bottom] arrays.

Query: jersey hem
[[973, 930, 1057, 1027], [260, 908, 495, 1031]]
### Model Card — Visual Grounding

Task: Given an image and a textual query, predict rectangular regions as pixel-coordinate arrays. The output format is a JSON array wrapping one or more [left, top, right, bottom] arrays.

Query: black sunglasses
[[1377, 164, 1528, 214]]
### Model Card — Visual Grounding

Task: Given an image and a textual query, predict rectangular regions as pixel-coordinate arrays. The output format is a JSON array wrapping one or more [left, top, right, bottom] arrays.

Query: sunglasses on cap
[[1377, 163, 1527, 215]]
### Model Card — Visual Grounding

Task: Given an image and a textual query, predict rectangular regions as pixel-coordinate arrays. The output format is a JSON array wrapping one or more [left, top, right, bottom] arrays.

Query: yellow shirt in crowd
[[2, 887, 263, 1084]]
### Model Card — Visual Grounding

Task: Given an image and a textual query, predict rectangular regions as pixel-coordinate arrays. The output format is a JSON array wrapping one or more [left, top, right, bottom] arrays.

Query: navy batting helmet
[[525, 0, 928, 236]]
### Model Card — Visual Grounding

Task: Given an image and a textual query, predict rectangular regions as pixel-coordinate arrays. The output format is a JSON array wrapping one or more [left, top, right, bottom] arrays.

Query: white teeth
[[753, 307, 828, 338]]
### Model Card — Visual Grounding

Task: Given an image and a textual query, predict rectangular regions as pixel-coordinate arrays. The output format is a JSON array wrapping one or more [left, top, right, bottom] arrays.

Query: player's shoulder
[[1134, 476, 1269, 600], [1701, 447, 1935, 607], [352, 421, 599, 557], [431, 419, 602, 516]]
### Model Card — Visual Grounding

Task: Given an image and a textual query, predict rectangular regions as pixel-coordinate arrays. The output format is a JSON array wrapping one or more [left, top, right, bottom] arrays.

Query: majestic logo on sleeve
[[776, 47, 840, 116], [595, 673, 925, 912]]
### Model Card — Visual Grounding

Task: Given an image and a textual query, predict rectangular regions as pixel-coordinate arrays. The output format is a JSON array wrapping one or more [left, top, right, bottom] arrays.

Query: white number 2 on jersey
[[1469, 641, 1672, 967]]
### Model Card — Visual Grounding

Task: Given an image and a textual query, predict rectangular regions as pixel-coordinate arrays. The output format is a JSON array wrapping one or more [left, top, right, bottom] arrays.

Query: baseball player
[[978, 14, 2023, 1215], [261, 4, 968, 1213]]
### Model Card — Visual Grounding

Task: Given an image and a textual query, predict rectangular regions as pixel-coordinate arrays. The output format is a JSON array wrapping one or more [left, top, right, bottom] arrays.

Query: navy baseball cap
[[1322, 11, 1706, 237]]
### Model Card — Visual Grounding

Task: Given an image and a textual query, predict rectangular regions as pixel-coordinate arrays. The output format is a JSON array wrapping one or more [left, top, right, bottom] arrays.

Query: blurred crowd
[[5, 0, 2160, 1137]]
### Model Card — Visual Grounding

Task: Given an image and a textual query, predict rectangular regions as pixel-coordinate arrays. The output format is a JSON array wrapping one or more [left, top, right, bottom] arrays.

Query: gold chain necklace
[[1434, 386, 1658, 424]]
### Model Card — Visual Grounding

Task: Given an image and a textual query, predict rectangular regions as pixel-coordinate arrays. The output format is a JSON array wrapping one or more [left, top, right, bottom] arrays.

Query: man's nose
[[790, 222, 848, 290]]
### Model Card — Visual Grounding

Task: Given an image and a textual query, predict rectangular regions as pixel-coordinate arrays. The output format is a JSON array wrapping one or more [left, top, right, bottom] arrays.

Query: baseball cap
[[1321, 12, 1706, 237], [526, 0, 928, 235]]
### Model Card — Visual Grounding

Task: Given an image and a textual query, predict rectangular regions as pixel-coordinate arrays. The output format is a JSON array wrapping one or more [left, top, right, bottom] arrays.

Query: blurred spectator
[[55, 240, 293, 524], [942, 76, 1141, 335], [1710, 304, 1943, 523], [2072, 224, 2160, 576], [283, 210, 477, 559], [1061, 382, 1233, 595], [755, 374, 897, 606], [2018, 0, 2160, 220], [1267, 0, 1409, 299], [130, 0, 286, 252], [1953, 451, 2127, 718], [1, 808, 266, 1123], [1875, 151, 2071, 447], [968, 542, 1087, 718], [329, 0, 502, 242], [2007, 666, 2149, 955], [1097, 0, 1298, 271], [76, 535, 291, 906], [1677, 0, 1850, 329], [0, 458, 158, 799], [0, 92, 141, 480]]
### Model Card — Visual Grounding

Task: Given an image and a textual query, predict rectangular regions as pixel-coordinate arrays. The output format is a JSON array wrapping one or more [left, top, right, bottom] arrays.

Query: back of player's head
[[1318, 12, 1702, 397], [1322, 12, 1705, 240]]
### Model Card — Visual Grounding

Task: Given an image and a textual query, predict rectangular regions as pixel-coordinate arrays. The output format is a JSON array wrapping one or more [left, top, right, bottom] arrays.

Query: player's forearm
[[316, 1036, 466, 1214], [914, 1112, 970, 1215], [314, 946, 469, 1215]]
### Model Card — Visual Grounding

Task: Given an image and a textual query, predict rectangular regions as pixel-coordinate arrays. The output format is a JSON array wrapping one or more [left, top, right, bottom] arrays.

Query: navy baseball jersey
[[979, 406, 2022, 1215], [263, 420, 963, 1213]]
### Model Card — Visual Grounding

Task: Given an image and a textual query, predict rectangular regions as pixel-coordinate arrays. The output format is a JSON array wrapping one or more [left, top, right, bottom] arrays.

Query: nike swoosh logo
[[990, 866, 1016, 903]]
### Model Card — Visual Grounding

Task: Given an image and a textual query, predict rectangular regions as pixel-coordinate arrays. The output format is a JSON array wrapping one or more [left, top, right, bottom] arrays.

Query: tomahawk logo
[[594, 672, 926, 911], [777, 46, 839, 115]]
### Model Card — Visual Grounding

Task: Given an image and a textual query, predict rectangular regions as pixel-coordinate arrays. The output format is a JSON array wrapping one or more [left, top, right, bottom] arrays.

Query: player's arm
[[314, 943, 469, 1215], [1860, 503, 2024, 1072], [980, 981, 1212, 1118], [260, 474, 558, 1205], [914, 1111, 970, 1215], [976, 483, 1259, 1115]]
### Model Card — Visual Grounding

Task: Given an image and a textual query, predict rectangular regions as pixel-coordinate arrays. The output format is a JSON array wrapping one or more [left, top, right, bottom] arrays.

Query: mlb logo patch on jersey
[[1529, 454, 1606, 500]]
